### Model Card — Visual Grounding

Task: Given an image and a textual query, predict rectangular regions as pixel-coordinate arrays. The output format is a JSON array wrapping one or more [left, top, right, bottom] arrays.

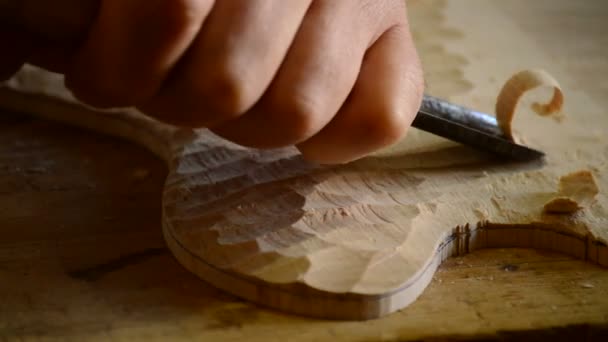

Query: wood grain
[[1, 116, 607, 339], [1, 0, 607, 322]]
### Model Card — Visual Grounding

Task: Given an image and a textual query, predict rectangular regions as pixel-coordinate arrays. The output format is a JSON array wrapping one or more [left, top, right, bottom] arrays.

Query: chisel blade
[[412, 95, 545, 161]]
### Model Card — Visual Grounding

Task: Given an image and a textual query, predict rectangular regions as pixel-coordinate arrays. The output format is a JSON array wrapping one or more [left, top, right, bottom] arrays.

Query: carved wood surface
[[1, 0, 606, 320]]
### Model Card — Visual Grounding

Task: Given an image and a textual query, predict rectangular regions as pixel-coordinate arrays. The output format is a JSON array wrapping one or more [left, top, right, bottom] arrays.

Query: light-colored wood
[[3, 115, 608, 341], [1, 0, 608, 337], [1, 0, 607, 321], [495, 69, 564, 140]]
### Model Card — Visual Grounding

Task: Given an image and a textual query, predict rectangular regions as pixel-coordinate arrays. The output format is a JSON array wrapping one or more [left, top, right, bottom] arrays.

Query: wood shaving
[[558, 170, 599, 200], [495, 69, 564, 140], [543, 170, 599, 214]]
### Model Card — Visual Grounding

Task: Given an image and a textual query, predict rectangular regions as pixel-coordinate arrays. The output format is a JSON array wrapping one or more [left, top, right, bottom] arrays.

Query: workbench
[[1, 0, 608, 340]]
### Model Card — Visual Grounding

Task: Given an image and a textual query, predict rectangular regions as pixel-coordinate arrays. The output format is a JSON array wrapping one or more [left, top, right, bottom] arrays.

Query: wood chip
[[543, 170, 599, 214], [559, 170, 599, 201], [495, 69, 564, 140], [543, 197, 580, 214]]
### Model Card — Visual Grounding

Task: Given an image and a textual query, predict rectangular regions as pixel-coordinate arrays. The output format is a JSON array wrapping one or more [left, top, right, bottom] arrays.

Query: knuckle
[[197, 65, 252, 122], [362, 105, 410, 146], [141, 69, 252, 128], [269, 94, 326, 144], [151, 0, 212, 36]]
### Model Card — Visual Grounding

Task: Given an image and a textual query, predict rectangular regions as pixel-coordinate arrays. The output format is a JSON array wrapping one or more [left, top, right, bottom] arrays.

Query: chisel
[[414, 95, 544, 161]]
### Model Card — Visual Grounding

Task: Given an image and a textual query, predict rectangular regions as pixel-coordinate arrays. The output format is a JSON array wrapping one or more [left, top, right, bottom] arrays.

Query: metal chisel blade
[[412, 95, 545, 161]]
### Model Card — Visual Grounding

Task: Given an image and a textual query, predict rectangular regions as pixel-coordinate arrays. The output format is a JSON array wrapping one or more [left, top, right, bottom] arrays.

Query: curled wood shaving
[[543, 170, 599, 214], [496, 69, 564, 140]]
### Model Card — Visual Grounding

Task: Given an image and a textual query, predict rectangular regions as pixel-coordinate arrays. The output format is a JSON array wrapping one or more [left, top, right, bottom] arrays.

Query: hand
[[1, 0, 424, 164]]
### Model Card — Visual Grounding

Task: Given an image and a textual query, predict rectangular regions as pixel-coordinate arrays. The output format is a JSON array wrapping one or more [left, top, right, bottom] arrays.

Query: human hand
[[1, 0, 424, 164]]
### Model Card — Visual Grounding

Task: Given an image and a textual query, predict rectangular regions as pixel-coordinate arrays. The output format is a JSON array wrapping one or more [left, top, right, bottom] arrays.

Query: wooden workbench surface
[[1, 0, 607, 340]]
